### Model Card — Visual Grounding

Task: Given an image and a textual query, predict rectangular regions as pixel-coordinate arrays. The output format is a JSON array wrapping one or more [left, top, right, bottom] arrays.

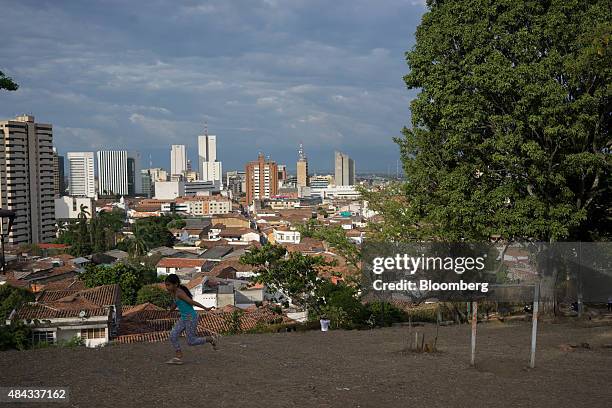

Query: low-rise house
[[156, 258, 211, 276], [7, 284, 121, 348], [219, 228, 260, 243], [271, 228, 301, 245]]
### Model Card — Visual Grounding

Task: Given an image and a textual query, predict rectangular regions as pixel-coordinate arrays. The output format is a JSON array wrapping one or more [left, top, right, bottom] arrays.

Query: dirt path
[[1, 321, 611, 408]]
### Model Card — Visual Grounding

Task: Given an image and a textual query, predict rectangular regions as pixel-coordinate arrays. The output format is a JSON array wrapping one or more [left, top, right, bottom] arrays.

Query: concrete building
[[0, 115, 56, 244], [334, 151, 355, 186], [296, 143, 309, 188], [97, 150, 128, 196], [309, 175, 331, 189], [55, 196, 94, 219], [154, 181, 185, 200], [170, 145, 187, 177], [184, 180, 221, 196], [226, 170, 246, 198], [52, 148, 65, 197], [67, 152, 95, 198], [246, 153, 278, 205], [198, 134, 222, 183], [127, 151, 142, 196]]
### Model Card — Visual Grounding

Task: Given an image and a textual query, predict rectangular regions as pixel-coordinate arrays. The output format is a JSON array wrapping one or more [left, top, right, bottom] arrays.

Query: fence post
[[530, 283, 540, 368], [470, 301, 477, 366]]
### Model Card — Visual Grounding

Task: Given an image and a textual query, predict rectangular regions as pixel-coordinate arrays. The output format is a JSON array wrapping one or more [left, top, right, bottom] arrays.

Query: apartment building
[[67, 152, 95, 198], [246, 153, 278, 205], [0, 115, 55, 244]]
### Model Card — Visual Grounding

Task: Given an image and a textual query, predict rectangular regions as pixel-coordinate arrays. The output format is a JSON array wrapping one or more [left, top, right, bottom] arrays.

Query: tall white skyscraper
[[67, 152, 95, 198], [170, 145, 187, 177], [334, 151, 355, 186], [97, 150, 128, 196], [198, 134, 222, 183], [0, 115, 55, 244]]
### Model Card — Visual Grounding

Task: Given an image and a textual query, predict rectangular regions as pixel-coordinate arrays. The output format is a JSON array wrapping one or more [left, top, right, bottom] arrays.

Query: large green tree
[[80, 262, 158, 305], [365, 0, 611, 242]]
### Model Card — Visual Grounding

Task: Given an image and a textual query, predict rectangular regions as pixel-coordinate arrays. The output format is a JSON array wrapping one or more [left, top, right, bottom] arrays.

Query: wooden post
[[530, 283, 540, 369], [470, 301, 477, 366]]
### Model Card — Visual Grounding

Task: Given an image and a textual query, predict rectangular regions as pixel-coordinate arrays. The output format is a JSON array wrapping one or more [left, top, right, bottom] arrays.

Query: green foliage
[[167, 218, 187, 230], [136, 284, 173, 308], [17, 244, 42, 256], [57, 208, 126, 256], [226, 310, 244, 335], [240, 244, 335, 312], [80, 262, 157, 305], [132, 216, 175, 249], [297, 220, 360, 269], [365, 301, 405, 327], [0, 70, 18, 91], [366, 0, 611, 242], [0, 285, 35, 321], [0, 321, 32, 351]]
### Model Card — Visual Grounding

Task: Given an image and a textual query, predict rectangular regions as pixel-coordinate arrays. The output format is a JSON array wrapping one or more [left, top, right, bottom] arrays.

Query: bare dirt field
[[1, 321, 611, 408]]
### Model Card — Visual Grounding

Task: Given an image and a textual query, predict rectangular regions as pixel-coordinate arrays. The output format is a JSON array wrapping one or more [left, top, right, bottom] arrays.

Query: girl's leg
[[170, 319, 186, 357], [185, 315, 207, 346]]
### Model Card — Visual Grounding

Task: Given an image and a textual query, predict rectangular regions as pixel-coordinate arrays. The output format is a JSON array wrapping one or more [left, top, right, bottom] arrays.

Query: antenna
[[149, 154, 152, 168], [204, 121, 208, 137], [298, 142, 306, 161]]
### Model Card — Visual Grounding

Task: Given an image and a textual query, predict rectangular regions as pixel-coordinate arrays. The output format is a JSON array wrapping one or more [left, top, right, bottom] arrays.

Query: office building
[[52, 148, 65, 197], [67, 152, 95, 198], [296, 143, 309, 187], [154, 181, 185, 200], [0, 115, 55, 244], [97, 150, 128, 196], [170, 145, 187, 177], [334, 151, 355, 186], [141, 169, 153, 198], [127, 151, 142, 196], [198, 134, 222, 183], [309, 175, 331, 189], [246, 153, 278, 204]]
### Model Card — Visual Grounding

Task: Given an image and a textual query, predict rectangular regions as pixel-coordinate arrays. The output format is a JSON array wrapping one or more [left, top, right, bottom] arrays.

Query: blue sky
[[0, 0, 426, 173]]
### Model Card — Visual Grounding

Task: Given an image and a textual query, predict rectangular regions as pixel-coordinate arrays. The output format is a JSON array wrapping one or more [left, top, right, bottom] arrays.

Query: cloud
[[0, 0, 424, 171]]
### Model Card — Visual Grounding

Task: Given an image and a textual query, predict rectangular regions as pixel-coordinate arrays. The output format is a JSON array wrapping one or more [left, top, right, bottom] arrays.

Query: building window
[[81, 327, 106, 339], [32, 330, 55, 344]]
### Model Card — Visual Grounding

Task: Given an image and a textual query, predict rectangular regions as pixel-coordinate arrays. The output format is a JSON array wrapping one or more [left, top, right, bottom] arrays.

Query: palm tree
[[129, 224, 148, 258], [77, 204, 90, 220]]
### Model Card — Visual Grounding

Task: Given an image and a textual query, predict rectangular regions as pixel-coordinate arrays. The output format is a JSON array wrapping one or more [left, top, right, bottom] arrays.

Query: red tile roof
[[14, 304, 109, 320], [156, 258, 208, 269]]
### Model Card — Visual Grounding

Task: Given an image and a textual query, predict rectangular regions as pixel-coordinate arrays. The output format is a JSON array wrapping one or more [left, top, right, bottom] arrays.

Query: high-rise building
[[296, 143, 309, 187], [97, 150, 128, 196], [334, 151, 355, 186], [170, 145, 187, 177], [226, 170, 246, 197], [127, 151, 142, 196], [198, 134, 222, 183], [0, 115, 55, 244], [246, 153, 278, 204], [141, 169, 153, 198], [52, 148, 65, 196], [67, 152, 95, 198], [277, 164, 287, 185]]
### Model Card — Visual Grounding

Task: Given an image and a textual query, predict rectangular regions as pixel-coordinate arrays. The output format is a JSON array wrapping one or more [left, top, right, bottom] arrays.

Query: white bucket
[[320, 319, 330, 332]]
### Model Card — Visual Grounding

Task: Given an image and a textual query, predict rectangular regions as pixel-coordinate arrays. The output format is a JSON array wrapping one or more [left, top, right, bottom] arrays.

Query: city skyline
[[0, 0, 425, 172]]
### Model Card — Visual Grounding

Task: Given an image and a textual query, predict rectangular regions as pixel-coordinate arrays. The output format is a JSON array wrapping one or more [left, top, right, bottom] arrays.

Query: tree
[[365, 0, 611, 243], [80, 262, 158, 305], [136, 284, 172, 308], [0, 70, 18, 91], [240, 244, 334, 312], [0, 285, 35, 321]]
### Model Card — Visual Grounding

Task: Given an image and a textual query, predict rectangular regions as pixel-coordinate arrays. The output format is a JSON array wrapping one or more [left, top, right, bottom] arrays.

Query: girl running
[[164, 274, 218, 364]]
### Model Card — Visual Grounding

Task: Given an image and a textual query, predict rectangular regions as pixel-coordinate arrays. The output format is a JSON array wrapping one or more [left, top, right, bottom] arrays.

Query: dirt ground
[[1, 321, 611, 408]]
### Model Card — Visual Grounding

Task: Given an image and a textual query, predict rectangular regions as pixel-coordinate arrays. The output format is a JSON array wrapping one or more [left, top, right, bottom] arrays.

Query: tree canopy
[[0, 70, 18, 91], [365, 0, 611, 242]]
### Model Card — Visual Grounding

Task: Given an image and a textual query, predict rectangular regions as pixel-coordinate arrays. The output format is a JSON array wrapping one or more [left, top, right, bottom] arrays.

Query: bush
[[364, 301, 405, 327], [136, 284, 173, 308], [0, 285, 35, 321], [0, 321, 32, 351]]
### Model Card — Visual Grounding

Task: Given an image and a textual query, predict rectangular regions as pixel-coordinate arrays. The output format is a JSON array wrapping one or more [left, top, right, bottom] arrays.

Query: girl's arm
[[177, 289, 214, 311]]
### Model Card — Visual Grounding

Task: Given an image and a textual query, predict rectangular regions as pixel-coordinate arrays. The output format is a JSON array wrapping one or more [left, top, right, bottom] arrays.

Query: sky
[[0, 0, 426, 174]]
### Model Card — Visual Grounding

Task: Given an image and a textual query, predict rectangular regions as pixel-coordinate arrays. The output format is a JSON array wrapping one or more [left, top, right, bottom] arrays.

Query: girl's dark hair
[[164, 274, 193, 299]]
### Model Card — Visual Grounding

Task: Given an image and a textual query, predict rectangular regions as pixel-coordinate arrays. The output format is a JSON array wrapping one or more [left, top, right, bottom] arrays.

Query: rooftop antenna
[[204, 121, 208, 137], [149, 154, 152, 168]]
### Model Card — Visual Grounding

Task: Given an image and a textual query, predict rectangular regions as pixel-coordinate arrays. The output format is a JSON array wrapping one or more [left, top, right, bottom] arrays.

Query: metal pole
[[470, 301, 477, 366], [530, 283, 540, 368], [0, 233, 5, 273]]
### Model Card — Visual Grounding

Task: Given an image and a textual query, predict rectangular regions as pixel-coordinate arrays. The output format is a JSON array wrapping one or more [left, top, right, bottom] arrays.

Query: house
[[271, 228, 301, 245], [199, 245, 234, 262], [7, 284, 121, 348], [218, 228, 261, 243], [156, 258, 210, 276], [186, 277, 235, 309], [211, 214, 250, 229]]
